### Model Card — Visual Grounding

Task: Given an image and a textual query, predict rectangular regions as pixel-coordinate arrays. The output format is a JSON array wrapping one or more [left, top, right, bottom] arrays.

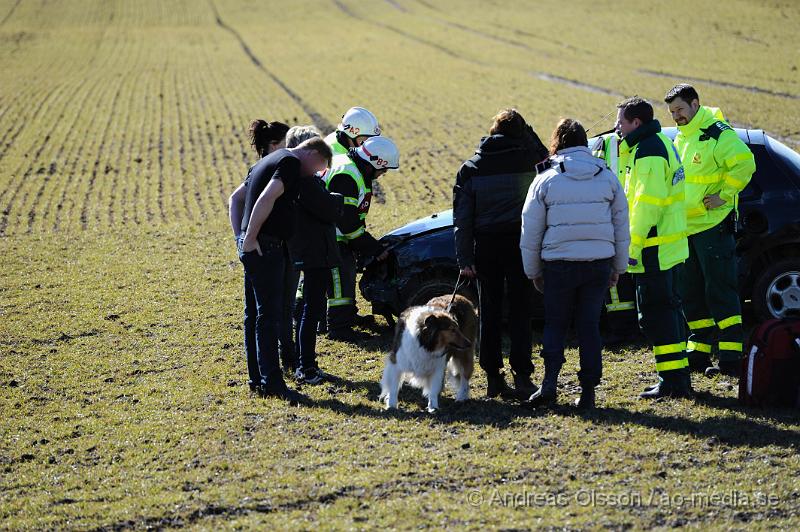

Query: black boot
[[718, 359, 742, 378], [524, 367, 558, 408], [486, 371, 515, 399], [327, 327, 366, 343], [687, 351, 713, 373], [639, 372, 692, 399], [575, 384, 596, 409], [511, 370, 539, 399]]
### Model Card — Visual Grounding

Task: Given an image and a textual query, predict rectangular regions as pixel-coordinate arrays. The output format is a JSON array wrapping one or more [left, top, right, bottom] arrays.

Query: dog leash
[[446, 271, 469, 313]]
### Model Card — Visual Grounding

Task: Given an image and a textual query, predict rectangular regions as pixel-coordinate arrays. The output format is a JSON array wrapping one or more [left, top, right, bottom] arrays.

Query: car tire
[[752, 258, 800, 320], [403, 274, 479, 310]]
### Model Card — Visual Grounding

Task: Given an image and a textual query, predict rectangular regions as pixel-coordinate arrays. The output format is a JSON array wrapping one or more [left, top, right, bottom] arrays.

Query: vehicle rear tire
[[403, 274, 479, 310], [752, 258, 800, 320]]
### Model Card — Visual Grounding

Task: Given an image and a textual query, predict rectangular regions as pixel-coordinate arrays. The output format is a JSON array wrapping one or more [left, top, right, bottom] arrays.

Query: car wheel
[[752, 258, 800, 320], [403, 274, 479, 310]]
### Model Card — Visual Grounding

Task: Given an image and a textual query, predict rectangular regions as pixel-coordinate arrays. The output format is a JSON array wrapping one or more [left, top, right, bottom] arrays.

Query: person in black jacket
[[453, 108, 549, 399], [289, 165, 344, 384], [233, 137, 332, 402]]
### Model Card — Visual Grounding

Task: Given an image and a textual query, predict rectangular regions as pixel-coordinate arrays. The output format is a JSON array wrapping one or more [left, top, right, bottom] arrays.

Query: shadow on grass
[[298, 372, 800, 446], [558, 404, 800, 450], [304, 373, 537, 427]]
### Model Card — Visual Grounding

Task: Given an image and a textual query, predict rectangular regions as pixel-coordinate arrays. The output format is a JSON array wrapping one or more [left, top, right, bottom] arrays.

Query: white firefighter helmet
[[355, 136, 400, 170], [338, 107, 381, 139]]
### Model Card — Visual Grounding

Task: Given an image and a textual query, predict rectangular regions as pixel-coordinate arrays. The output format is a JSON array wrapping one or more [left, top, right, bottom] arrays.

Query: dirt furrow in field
[[207, 0, 333, 133], [639, 69, 800, 100], [75, 55, 129, 231], [331, 0, 488, 66], [195, 43, 243, 218], [531, 72, 625, 98], [0, 74, 104, 236], [0, 0, 21, 26]]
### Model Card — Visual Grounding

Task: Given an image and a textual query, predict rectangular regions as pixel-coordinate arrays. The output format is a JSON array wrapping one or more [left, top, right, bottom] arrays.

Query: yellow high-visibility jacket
[[619, 120, 688, 273], [672, 106, 756, 235]]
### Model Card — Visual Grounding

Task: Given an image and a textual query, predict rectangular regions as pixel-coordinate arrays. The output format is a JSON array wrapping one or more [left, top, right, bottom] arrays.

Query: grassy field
[[2, 0, 799, 529]]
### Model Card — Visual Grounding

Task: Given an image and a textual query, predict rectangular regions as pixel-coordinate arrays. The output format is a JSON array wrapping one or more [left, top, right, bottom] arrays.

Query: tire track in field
[[331, 0, 488, 66], [207, 0, 334, 133], [531, 72, 624, 97], [639, 69, 800, 100], [0, 0, 21, 26], [383, 0, 408, 12]]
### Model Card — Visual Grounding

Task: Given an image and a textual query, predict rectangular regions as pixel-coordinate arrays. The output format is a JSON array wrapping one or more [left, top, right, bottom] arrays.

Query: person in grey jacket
[[520, 118, 630, 409]]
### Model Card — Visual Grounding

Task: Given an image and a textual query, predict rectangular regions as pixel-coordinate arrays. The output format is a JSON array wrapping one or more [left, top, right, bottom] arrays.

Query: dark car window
[[741, 145, 772, 201], [768, 138, 800, 188]]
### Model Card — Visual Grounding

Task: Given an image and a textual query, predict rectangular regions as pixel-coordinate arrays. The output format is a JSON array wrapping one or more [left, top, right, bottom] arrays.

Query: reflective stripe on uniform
[[725, 153, 753, 167], [331, 268, 342, 299], [656, 358, 689, 372], [685, 174, 721, 184], [630, 231, 687, 249], [687, 340, 712, 353], [337, 226, 365, 241], [718, 341, 743, 352], [724, 175, 747, 189], [343, 196, 359, 207], [327, 297, 353, 307], [687, 318, 716, 330], [717, 315, 742, 330], [653, 342, 686, 356], [633, 191, 685, 207], [607, 302, 636, 311], [606, 286, 636, 312]]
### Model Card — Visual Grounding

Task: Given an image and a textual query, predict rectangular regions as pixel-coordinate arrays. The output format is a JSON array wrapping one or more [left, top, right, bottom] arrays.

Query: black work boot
[[687, 351, 713, 373], [511, 370, 539, 399], [718, 359, 742, 378], [327, 327, 365, 343], [575, 383, 596, 409], [524, 366, 558, 408], [486, 371, 515, 399], [639, 372, 692, 399]]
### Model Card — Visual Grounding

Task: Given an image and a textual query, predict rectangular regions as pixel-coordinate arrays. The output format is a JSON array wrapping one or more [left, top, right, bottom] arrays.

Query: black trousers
[[475, 233, 534, 377]]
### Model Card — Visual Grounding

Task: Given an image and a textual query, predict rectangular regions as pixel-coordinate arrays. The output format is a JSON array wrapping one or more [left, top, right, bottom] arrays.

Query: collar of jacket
[[347, 147, 375, 184], [677, 105, 725, 137], [475, 134, 531, 156], [622, 119, 662, 149]]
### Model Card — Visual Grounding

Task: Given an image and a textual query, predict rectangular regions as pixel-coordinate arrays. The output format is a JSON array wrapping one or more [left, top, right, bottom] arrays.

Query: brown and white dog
[[426, 294, 477, 402], [380, 295, 477, 412]]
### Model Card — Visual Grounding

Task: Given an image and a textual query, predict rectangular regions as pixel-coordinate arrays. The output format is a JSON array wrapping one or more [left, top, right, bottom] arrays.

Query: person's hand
[[242, 234, 262, 256], [703, 193, 726, 209], [376, 250, 389, 261], [533, 276, 544, 294], [460, 265, 477, 279], [628, 257, 638, 267], [609, 272, 620, 288]]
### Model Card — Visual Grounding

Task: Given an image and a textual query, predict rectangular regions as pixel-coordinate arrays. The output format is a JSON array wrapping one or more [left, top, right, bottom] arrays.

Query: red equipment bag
[[739, 318, 800, 407]]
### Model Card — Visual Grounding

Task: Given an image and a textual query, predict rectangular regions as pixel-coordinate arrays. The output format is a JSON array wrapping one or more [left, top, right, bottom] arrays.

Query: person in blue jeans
[[231, 137, 332, 402], [520, 118, 630, 409]]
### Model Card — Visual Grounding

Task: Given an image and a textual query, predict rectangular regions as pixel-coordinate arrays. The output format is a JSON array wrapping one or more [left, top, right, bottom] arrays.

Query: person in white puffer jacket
[[520, 118, 630, 409]]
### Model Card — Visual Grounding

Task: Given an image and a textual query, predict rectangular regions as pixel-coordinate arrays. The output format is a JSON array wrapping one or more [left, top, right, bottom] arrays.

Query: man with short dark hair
[[665, 84, 755, 377], [615, 97, 691, 399], [236, 138, 331, 402]]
